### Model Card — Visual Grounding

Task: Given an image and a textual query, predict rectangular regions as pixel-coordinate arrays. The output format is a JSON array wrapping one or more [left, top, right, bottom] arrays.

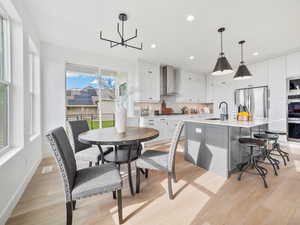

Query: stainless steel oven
[[288, 100, 300, 120], [288, 99, 300, 141], [288, 121, 300, 141]]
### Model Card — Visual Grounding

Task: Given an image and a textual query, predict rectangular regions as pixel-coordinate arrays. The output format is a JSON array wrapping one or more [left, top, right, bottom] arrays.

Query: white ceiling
[[24, 0, 300, 73]]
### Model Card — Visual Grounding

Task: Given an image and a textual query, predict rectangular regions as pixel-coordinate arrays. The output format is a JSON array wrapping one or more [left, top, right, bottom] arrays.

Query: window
[[0, 15, 10, 150], [65, 64, 116, 129], [28, 37, 39, 137]]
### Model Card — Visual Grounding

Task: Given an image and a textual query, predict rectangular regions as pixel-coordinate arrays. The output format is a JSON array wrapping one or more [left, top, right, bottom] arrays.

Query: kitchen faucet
[[219, 101, 229, 121]]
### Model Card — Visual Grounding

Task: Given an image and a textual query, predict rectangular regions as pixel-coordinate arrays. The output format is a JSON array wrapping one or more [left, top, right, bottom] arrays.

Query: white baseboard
[[0, 159, 41, 225]]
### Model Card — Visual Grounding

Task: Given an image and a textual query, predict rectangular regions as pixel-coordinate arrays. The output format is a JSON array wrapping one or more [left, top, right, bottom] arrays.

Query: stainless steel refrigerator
[[234, 86, 269, 119]]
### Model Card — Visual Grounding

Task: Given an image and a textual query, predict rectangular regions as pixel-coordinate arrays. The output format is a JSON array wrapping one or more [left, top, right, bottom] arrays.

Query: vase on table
[[115, 102, 127, 133]]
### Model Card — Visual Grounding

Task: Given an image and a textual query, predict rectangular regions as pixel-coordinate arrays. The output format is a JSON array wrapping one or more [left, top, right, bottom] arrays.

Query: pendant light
[[212, 27, 233, 76], [233, 40, 252, 80]]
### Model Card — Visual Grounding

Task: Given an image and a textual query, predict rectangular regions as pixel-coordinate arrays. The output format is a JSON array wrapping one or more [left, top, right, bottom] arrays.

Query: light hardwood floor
[[5, 142, 300, 225]]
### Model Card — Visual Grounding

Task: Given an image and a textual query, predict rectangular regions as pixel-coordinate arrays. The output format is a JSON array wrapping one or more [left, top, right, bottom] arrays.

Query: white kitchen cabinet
[[176, 71, 206, 103], [287, 52, 300, 78], [140, 116, 186, 143], [206, 74, 214, 103], [140, 117, 166, 142], [243, 61, 269, 88], [136, 60, 160, 102], [268, 57, 287, 132]]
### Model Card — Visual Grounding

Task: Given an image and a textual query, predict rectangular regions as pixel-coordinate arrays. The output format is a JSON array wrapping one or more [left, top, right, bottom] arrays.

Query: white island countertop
[[184, 118, 269, 128]]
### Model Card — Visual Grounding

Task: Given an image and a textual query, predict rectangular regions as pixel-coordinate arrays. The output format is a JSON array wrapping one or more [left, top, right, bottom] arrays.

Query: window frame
[[0, 12, 11, 152], [28, 48, 39, 138]]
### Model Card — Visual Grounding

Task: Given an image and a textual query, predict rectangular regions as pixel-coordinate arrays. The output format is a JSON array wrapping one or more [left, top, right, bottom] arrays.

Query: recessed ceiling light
[[189, 56, 195, 60], [150, 44, 156, 49], [253, 52, 259, 56], [186, 15, 195, 22]]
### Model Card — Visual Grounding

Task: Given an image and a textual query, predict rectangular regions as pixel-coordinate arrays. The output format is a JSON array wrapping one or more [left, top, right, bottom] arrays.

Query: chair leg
[[113, 191, 116, 199], [117, 189, 123, 224], [172, 172, 177, 183], [66, 202, 73, 225], [253, 157, 268, 188], [238, 159, 251, 181], [72, 200, 76, 210], [167, 172, 173, 200], [136, 167, 141, 193], [278, 147, 290, 162], [145, 169, 149, 178], [277, 148, 287, 166], [127, 162, 135, 196], [266, 154, 278, 176], [88, 161, 92, 167]]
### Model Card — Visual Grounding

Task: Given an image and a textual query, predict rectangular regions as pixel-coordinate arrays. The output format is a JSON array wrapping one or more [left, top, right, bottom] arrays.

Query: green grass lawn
[[88, 120, 115, 129]]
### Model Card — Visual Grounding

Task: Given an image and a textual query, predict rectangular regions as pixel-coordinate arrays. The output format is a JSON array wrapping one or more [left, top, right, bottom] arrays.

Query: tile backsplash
[[134, 96, 213, 116]]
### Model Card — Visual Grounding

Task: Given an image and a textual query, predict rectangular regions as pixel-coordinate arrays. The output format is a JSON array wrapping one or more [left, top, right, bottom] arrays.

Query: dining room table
[[78, 126, 159, 195]]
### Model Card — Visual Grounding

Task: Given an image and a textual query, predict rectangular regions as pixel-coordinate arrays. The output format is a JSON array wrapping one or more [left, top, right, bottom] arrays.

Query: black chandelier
[[99, 13, 143, 50]]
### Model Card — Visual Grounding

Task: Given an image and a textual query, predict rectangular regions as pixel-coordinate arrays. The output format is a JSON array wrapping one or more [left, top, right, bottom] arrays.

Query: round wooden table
[[78, 127, 159, 146], [79, 127, 159, 195]]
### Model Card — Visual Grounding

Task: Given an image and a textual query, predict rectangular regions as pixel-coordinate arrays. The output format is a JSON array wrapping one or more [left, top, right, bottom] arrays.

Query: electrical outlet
[[195, 128, 202, 133]]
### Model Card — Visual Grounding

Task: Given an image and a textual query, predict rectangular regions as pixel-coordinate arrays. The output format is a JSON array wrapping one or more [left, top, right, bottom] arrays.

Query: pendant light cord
[[220, 31, 224, 56], [239, 40, 245, 64], [241, 44, 244, 63], [218, 27, 225, 56]]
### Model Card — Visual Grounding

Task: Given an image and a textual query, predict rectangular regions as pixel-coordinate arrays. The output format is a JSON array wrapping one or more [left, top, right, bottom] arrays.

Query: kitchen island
[[183, 118, 268, 178]]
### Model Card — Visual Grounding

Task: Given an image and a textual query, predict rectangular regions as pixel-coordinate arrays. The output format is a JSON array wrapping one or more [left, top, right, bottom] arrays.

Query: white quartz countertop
[[184, 118, 269, 128], [140, 113, 213, 120]]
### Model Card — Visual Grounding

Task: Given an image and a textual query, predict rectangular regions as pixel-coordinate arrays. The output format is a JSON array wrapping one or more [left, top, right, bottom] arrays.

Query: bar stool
[[253, 133, 280, 176], [265, 130, 289, 166], [238, 138, 268, 188]]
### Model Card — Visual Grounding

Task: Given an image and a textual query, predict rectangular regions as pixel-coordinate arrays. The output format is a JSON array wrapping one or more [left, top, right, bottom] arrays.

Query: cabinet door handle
[[149, 97, 153, 99]]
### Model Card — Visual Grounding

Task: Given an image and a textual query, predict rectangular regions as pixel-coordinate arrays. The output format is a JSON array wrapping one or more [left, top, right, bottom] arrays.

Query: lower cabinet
[[140, 117, 186, 143]]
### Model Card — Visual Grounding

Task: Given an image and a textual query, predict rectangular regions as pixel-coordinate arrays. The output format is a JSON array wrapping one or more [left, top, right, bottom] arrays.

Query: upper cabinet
[[268, 57, 286, 100], [176, 71, 206, 103], [286, 52, 300, 78], [268, 57, 287, 131], [206, 74, 214, 103], [243, 61, 269, 87], [135, 60, 160, 102]]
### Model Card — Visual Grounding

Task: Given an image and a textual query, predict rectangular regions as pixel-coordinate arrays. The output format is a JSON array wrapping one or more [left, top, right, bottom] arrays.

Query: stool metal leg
[[238, 160, 251, 181], [266, 153, 278, 176], [253, 156, 268, 188], [271, 142, 289, 166]]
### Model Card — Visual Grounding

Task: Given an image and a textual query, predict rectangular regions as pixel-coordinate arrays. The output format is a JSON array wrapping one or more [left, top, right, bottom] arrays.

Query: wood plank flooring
[[5, 142, 300, 225]]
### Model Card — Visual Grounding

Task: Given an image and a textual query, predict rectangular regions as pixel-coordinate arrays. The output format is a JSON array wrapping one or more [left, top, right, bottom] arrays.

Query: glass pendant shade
[[212, 55, 234, 76], [233, 40, 252, 80], [212, 27, 233, 76]]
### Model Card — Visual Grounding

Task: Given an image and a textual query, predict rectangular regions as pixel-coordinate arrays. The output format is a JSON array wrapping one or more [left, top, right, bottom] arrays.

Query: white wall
[[0, 0, 42, 224], [41, 42, 137, 157]]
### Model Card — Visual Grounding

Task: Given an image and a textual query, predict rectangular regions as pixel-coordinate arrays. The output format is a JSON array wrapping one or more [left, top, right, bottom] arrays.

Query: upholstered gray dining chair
[[66, 120, 113, 166], [136, 121, 184, 200], [46, 127, 123, 225]]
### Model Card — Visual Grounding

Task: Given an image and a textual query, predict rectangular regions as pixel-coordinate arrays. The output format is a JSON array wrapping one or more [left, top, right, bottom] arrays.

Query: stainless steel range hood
[[161, 65, 177, 96]]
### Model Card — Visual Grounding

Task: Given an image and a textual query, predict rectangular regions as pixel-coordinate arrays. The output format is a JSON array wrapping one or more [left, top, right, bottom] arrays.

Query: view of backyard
[[87, 120, 115, 129], [66, 70, 116, 129]]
